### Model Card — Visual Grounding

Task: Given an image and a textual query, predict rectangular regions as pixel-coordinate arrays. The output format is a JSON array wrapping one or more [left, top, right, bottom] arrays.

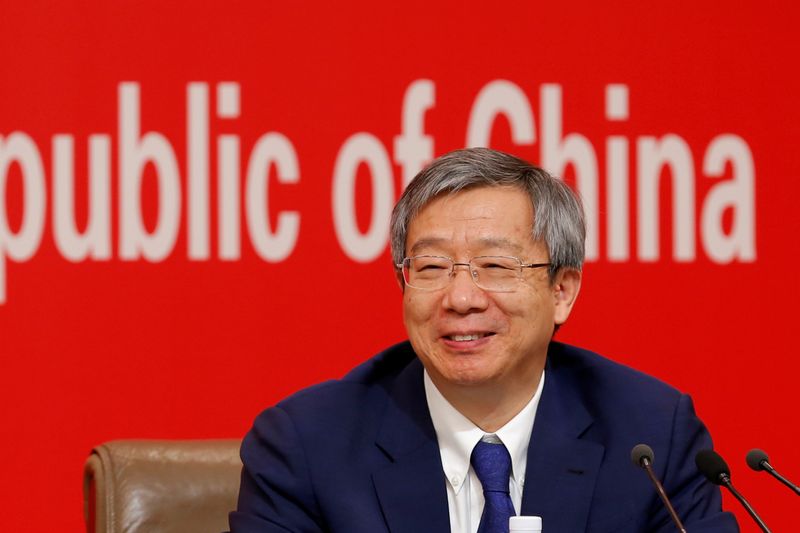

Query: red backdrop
[[1, 2, 798, 531]]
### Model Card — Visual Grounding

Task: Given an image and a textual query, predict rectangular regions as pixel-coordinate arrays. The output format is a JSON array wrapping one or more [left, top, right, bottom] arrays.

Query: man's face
[[402, 186, 580, 393]]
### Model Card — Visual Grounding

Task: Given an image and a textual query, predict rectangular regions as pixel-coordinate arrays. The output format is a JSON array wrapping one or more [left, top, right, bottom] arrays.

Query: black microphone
[[695, 449, 772, 533], [630, 444, 686, 532], [746, 448, 800, 496]]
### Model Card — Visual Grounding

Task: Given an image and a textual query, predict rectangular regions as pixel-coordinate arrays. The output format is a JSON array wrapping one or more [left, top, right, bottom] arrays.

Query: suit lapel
[[521, 349, 604, 531], [372, 357, 451, 533]]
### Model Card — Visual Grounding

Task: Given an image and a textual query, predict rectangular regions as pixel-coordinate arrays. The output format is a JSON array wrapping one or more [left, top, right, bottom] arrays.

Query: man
[[229, 148, 738, 532]]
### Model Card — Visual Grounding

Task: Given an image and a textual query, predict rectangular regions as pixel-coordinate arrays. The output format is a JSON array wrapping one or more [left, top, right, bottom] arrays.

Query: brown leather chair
[[83, 439, 242, 533]]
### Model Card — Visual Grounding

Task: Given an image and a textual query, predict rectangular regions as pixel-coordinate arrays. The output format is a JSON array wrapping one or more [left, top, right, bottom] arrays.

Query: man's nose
[[441, 263, 490, 314]]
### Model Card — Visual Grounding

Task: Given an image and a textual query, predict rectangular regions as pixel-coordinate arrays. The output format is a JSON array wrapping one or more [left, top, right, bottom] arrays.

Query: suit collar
[[520, 343, 604, 530], [372, 356, 451, 533]]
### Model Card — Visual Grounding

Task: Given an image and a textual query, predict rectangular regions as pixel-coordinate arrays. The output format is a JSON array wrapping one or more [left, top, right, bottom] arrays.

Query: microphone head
[[631, 443, 655, 467], [746, 448, 769, 471], [695, 449, 730, 485]]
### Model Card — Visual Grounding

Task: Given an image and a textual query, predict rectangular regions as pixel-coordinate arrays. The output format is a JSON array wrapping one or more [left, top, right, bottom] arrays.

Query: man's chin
[[434, 364, 502, 389]]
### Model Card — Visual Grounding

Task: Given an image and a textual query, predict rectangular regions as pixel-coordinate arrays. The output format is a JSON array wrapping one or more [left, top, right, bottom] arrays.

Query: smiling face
[[402, 186, 580, 397]]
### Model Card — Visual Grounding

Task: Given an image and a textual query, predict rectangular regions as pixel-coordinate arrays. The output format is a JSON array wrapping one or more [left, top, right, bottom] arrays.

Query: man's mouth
[[444, 332, 495, 342]]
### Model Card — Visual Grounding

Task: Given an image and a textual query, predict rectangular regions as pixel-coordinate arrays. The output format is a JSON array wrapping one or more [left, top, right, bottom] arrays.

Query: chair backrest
[[83, 439, 242, 533]]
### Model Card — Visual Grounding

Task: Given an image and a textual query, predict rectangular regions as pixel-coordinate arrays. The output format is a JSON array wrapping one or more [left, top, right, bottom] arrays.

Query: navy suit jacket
[[230, 341, 738, 532]]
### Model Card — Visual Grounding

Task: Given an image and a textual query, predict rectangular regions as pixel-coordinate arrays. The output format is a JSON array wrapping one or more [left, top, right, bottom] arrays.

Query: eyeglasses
[[396, 255, 551, 292]]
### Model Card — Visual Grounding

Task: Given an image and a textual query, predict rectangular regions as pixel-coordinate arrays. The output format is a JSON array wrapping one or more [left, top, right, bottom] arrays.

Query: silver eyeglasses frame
[[396, 255, 551, 292]]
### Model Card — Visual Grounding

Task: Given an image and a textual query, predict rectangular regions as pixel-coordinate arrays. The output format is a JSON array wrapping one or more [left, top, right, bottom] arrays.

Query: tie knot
[[470, 439, 512, 493]]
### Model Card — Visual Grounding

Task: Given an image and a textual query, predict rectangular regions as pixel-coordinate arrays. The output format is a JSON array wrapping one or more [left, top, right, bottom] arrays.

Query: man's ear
[[553, 268, 581, 325], [395, 271, 406, 293]]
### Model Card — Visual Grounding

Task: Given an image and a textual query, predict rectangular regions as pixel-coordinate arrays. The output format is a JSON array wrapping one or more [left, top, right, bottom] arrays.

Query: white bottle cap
[[509, 515, 543, 532]]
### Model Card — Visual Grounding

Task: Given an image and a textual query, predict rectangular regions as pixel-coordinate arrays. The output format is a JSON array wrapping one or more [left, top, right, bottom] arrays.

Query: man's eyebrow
[[408, 237, 526, 255]]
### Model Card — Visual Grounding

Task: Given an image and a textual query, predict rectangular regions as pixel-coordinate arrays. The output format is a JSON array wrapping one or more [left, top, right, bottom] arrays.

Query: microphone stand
[[762, 462, 800, 496], [640, 457, 686, 533], [719, 473, 771, 533]]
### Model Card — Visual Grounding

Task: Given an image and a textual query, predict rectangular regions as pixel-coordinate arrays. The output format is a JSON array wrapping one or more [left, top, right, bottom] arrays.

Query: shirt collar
[[424, 369, 545, 493]]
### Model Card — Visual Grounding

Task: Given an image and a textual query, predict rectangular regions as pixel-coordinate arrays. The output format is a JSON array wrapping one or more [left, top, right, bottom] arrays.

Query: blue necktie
[[471, 439, 516, 533]]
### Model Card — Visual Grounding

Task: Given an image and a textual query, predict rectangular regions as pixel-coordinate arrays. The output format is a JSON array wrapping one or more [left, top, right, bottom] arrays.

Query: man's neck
[[429, 368, 544, 433]]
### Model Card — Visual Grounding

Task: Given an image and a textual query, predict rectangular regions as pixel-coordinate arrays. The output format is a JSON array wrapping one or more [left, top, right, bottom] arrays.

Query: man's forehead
[[404, 186, 540, 254], [411, 186, 532, 221]]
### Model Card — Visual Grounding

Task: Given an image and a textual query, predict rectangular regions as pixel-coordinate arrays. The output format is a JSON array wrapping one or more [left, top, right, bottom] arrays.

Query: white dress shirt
[[423, 370, 545, 533]]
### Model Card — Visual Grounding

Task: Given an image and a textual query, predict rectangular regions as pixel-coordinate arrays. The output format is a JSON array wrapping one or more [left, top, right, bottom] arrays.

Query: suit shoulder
[[341, 340, 418, 383], [266, 340, 416, 417], [244, 341, 418, 455], [548, 342, 683, 409]]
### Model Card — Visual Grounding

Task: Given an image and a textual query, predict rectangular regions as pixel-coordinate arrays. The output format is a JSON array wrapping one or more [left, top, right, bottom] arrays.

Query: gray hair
[[390, 147, 586, 280]]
